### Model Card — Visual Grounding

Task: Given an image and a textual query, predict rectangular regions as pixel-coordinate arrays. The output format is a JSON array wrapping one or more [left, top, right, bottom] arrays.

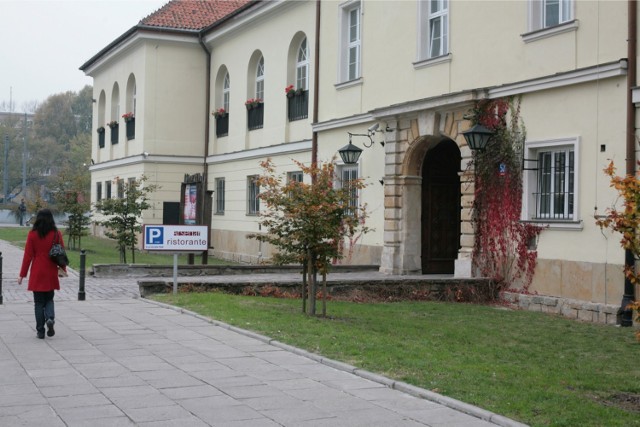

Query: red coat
[[20, 230, 64, 292]]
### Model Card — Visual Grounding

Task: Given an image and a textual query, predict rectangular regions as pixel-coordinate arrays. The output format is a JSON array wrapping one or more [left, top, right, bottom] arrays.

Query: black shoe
[[46, 319, 55, 337], [37, 332, 45, 339]]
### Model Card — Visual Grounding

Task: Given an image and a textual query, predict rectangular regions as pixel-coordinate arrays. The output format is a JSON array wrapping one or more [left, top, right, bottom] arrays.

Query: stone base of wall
[[503, 292, 621, 325]]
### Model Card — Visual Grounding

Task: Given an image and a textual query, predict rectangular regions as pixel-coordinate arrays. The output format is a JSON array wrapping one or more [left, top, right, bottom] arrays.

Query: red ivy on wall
[[471, 98, 543, 292]]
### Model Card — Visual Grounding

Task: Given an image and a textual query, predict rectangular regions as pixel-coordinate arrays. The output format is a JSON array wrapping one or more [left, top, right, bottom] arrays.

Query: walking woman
[[18, 209, 66, 339]]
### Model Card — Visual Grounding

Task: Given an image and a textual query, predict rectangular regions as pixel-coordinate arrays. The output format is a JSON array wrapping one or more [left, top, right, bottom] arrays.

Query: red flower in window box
[[122, 112, 135, 122], [212, 107, 227, 118]]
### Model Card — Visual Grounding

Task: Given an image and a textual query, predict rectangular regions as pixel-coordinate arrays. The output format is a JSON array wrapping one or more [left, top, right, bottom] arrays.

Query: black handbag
[[49, 231, 69, 268]]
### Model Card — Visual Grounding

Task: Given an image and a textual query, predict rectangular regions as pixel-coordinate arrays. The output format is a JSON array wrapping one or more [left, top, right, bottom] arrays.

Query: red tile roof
[[140, 0, 254, 31]]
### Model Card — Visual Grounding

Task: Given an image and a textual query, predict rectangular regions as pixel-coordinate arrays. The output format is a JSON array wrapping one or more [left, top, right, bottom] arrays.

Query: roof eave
[[79, 25, 200, 72]]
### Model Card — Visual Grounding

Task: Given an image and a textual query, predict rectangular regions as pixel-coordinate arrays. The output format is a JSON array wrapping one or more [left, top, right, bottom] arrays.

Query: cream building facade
[[82, 0, 638, 320]]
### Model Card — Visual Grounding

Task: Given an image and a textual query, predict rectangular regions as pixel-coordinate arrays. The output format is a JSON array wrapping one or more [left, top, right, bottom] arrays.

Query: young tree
[[595, 159, 640, 337], [95, 176, 158, 263], [250, 158, 371, 315], [53, 167, 91, 250]]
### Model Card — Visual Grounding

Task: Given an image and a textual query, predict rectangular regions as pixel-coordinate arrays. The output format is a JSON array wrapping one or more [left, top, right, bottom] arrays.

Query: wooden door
[[421, 140, 461, 274]]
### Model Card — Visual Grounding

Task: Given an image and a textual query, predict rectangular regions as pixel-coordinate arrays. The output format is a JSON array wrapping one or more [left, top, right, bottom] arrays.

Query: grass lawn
[[152, 291, 640, 427], [0, 227, 231, 268]]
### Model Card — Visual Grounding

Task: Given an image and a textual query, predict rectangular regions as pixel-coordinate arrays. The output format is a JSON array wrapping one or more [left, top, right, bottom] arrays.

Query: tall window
[[223, 72, 230, 112], [96, 182, 102, 202], [256, 57, 265, 100], [523, 138, 578, 223], [296, 38, 309, 90], [338, 165, 359, 213], [215, 178, 225, 214], [117, 178, 124, 199], [105, 181, 112, 199], [535, 149, 574, 219], [340, 2, 361, 83], [428, 0, 448, 58], [247, 176, 260, 215], [347, 6, 361, 81], [132, 83, 137, 115]]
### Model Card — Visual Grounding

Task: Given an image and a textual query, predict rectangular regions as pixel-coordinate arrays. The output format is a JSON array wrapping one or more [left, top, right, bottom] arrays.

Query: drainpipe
[[311, 0, 321, 180], [621, 0, 637, 326], [199, 33, 212, 265]]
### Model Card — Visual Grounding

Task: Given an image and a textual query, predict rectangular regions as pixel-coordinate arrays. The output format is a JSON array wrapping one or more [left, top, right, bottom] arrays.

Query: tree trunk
[[301, 260, 307, 313], [307, 249, 317, 315], [322, 271, 327, 317]]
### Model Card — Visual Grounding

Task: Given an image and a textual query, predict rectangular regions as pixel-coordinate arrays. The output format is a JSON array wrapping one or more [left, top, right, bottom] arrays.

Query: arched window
[[223, 72, 230, 111], [296, 38, 309, 91], [256, 57, 264, 100]]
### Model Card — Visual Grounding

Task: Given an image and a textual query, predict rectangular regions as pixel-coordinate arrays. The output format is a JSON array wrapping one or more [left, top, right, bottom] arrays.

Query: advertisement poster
[[183, 184, 197, 224]]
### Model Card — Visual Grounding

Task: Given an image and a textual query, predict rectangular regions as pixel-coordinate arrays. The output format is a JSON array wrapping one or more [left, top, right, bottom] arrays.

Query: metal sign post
[[142, 225, 209, 295]]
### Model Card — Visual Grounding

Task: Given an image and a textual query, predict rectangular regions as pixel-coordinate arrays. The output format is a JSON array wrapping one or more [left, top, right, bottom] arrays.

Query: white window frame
[[133, 83, 137, 116], [296, 38, 309, 91], [288, 171, 304, 183], [336, 163, 359, 213], [223, 72, 230, 112], [247, 175, 260, 215], [338, 1, 361, 84], [215, 178, 225, 215], [256, 57, 265, 100], [96, 182, 102, 202], [415, 1, 451, 68], [524, 0, 576, 42], [522, 137, 580, 229]]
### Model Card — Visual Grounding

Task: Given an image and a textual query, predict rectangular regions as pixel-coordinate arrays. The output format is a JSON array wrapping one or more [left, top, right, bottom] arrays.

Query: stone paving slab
[[0, 239, 526, 427]]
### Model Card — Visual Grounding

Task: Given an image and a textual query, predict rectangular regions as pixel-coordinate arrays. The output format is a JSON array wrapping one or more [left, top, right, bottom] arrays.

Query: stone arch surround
[[379, 109, 475, 276]]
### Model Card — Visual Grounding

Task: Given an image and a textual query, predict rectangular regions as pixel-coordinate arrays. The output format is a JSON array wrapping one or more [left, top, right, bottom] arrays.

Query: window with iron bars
[[524, 142, 576, 221], [247, 175, 260, 215]]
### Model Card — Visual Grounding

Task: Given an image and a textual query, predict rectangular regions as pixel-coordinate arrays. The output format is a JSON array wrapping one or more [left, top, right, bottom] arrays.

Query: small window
[[96, 182, 102, 202], [528, 0, 574, 32], [523, 138, 578, 224], [128, 177, 136, 190], [215, 178, 225, 214], [288, 171, 304, 183], [247, 175, 260, 215]]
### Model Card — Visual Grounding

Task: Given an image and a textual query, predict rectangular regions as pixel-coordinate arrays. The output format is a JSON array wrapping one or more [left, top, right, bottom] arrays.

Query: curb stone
[[144, 297, 529, 427]]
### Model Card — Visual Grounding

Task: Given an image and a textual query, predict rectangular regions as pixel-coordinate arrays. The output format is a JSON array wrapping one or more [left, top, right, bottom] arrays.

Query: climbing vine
[[470, 97, 543, 292]]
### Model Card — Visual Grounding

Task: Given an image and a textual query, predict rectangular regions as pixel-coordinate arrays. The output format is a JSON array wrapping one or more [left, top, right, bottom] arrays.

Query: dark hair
[[32, 209, 57, 238]]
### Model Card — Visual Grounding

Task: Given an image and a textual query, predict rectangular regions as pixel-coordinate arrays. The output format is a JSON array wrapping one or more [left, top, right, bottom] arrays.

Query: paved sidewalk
[[0, 240, 525, 427]]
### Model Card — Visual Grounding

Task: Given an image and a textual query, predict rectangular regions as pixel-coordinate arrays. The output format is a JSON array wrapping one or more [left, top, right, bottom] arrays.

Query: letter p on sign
[[146, 227, 163, 245]]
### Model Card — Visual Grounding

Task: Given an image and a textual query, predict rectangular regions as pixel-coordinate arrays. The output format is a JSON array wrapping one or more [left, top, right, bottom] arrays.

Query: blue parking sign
[[146, 227, 164, 245]]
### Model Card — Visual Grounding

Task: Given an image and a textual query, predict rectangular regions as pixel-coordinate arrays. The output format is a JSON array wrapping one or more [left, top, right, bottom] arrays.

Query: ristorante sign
[[143, 225, 209, 251]]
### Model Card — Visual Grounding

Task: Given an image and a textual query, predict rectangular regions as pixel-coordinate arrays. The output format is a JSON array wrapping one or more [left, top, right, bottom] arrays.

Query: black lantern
[[462, 124, 494, 152], [338, 141, 363, 164]]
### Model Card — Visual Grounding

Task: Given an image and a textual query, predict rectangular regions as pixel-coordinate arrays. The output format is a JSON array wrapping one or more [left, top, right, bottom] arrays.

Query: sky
[[1, 0, 167, 111]]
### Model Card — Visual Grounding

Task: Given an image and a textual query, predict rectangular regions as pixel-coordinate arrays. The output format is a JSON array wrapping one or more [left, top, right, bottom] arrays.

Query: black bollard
[[0, 252, 3, 305], [78, 250, 86, 301]]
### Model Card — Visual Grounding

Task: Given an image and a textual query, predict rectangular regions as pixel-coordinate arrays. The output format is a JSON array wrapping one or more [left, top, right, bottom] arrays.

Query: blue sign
[[146, 227, 164, 245]]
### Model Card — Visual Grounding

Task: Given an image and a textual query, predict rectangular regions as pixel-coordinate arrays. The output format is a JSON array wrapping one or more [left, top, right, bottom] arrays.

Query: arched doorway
[[421, 139, 461, 274]]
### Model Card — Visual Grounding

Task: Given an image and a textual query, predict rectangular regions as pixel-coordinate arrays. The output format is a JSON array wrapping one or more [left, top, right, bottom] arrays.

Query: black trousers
[[33, 291, 55, 335]]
